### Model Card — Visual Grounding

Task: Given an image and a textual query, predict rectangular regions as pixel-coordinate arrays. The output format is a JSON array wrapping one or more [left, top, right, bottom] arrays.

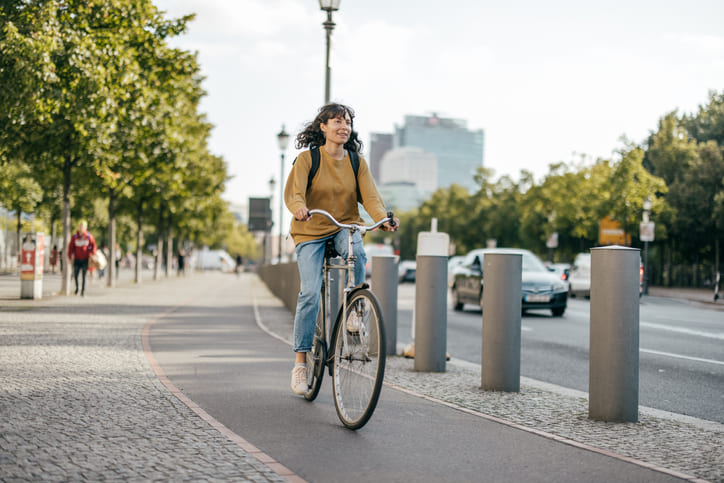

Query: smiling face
[[320, 111, 352, 147]]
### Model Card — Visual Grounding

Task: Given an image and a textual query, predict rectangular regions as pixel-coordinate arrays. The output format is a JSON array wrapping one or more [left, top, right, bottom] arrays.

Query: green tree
[[606, 142, 667, 243], [0, 159, 42, 260]]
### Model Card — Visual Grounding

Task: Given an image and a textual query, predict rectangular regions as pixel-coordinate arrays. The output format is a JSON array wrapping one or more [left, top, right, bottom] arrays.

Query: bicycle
[[302, 208, 394, 430]]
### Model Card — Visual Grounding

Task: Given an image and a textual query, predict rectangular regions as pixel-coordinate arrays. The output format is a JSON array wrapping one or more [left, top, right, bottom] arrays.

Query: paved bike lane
[[147, 273, 687, 483]]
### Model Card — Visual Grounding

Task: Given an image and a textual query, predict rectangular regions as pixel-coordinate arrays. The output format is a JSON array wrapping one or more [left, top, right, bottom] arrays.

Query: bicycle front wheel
[[304, 300, 326, 401], [332, 289, 386, 430]]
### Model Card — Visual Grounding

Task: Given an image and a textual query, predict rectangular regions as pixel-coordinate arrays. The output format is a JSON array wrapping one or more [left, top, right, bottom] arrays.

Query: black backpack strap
[[308, 147, 320, 193], [349, 150, 362, 203]]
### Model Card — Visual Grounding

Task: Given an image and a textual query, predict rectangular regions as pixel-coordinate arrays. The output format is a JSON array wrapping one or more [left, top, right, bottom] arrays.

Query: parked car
[[195, 248, 236, 272], [568, 253, 591, 298], [546, 262, 571, 289], [447, 255, 465, 287], [568, 252, 645, 298], [364, 243, 395, 278], [398, 260, 416, 283], [451, 248, 568, 317]]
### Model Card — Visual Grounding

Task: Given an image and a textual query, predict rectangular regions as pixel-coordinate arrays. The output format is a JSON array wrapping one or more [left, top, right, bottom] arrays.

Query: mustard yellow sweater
[[284, 148, 387, 245]]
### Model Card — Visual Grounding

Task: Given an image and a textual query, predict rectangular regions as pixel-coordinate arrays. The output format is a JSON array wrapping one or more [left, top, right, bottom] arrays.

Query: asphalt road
[[147, 275, 682, 483], [394, 283, 724, 424]]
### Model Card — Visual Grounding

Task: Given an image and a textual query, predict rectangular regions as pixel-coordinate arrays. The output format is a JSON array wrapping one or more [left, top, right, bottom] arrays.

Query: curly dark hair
[[295, 103, 364, 153]]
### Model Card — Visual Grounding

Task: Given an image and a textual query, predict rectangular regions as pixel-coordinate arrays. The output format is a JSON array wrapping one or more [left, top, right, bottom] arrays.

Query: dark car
[[451, 248, 568, 317], [398, 260, 416, 283]]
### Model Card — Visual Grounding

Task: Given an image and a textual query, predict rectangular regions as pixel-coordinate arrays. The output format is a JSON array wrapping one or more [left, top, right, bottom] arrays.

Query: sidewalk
[[0, 272, 287, 482], [0, 272, 722, 482], [647, 286, 723, 307]]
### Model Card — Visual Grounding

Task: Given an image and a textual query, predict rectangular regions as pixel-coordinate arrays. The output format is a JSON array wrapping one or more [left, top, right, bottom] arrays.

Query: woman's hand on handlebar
[[294, 207, 311, 221], [381, 217, 400, 232]]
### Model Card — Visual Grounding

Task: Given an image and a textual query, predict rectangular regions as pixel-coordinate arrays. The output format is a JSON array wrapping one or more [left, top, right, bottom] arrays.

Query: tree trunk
[[165, 213, 173, 278], [2, 209, 9, 270], [135, 201, 143, 285], [15, 208, 21, 266], [61, 156, 72, 295], [154, 206, 163, 281], [106, 189, 116, 288], [50, 217, 57, 268]]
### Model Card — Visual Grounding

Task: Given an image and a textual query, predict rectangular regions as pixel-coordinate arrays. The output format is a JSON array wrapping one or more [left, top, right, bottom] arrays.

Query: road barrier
[[371, 255, 398, 356], [589, 246, 640, 422], [481, 252, 522, 392], [258, 263, 300, 314], [414, 231, 449, 372]]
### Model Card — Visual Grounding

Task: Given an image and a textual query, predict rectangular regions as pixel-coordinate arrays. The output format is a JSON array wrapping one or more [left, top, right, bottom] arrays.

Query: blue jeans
[[293, 229, 366, 353]]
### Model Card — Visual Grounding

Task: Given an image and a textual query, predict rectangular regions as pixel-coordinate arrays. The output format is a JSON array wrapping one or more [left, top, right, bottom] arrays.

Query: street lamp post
[[277, 125, 290, 263], [319, 0, 341, 104], [641, 196, 654, 295], [267, 177, 275, 264]]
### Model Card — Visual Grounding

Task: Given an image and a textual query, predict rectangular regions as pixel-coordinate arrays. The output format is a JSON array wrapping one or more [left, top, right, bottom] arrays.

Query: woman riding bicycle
[[284, 103, 399, 395]]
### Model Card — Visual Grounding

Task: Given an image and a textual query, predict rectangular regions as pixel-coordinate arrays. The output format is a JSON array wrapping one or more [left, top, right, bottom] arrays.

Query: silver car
[[451, 248, 568, 317]]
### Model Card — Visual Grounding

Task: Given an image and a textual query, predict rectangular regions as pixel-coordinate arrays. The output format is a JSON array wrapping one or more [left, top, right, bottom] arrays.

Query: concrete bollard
[[589, 246, 640, 422], [481, 252, 522, 392], [371, 255, 398, 356], [414, 231, 449, 372]]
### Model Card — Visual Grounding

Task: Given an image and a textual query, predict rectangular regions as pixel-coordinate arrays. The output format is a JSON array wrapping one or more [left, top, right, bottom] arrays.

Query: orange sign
[[599, 216, 630, 246]]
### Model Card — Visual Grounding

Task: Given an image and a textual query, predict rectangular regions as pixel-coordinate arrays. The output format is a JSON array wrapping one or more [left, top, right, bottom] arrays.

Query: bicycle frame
[[310, 209, 393, 367]]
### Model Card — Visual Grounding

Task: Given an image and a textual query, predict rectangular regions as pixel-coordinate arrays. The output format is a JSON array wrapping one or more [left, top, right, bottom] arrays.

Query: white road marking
[[640, 348, 724, 366], [641, 321, 724, 341]]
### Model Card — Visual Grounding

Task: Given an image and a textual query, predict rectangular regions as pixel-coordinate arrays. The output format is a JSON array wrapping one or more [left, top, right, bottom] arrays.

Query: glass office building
[[393, 114, 484, 192]]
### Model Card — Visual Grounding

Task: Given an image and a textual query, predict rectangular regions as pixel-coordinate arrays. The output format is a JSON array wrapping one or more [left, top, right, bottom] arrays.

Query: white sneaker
[[290, 365, 307, 395], [346, 310, 360, 333]]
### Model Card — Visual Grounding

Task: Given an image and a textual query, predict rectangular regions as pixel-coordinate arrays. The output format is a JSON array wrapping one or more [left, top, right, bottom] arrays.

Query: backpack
[[294, 147, 362, 202]]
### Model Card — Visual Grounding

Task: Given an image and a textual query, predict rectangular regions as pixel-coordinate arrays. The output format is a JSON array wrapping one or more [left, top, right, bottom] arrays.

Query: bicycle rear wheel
[[304, 298, 326, 401], [332, 289, 386, 430]]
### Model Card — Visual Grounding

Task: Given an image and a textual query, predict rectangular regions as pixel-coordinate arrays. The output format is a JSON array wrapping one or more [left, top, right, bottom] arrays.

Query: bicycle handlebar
[[308, 209, 395, 235]]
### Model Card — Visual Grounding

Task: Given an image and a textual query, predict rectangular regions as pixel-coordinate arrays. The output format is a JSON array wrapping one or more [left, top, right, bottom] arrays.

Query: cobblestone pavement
[[0, 274, 287, 482], [252, 276, 724, 483]]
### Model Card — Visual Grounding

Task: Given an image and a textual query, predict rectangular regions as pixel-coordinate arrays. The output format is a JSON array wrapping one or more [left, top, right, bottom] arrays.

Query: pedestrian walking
[[115, 243, 122, 280], [67, 220, 96, 296], [49, 245, 59, 273], [235, 254, 243, 276], [284, 103, 399, 395], [177, 249, 185, 276]]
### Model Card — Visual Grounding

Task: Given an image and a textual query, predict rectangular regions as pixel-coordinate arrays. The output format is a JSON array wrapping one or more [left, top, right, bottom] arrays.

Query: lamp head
[[277, 125, 290, 151], [319, 0, 341, 11], [643, 196, 653, 212]]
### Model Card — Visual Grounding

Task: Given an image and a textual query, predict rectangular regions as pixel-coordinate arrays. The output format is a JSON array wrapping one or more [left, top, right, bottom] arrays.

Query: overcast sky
[[153, 0, 723, 229]]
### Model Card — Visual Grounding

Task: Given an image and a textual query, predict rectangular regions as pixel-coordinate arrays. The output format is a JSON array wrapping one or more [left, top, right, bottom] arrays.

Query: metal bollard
[[589, 246, 640, 422], [414, 231, 449, 372], [371, 255, 398, 355], [481, 252, 522, 392]]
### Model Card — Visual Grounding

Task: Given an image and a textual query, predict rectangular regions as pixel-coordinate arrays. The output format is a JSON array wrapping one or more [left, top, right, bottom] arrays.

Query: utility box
[[20, 232, 45, 299]]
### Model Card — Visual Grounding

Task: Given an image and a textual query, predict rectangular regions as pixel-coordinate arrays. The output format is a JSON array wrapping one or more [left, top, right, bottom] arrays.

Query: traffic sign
[[640, 221, 655, 242]]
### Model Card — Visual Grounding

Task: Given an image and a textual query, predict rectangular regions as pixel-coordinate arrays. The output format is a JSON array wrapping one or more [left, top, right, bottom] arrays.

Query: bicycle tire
[[304, 297, 326, 401], [331, 289, 386, 430]]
